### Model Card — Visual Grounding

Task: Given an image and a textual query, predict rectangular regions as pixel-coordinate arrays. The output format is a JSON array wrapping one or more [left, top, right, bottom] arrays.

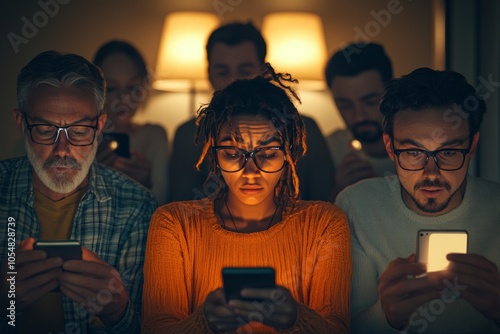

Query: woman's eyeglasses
[[212, 146, 286, 173]]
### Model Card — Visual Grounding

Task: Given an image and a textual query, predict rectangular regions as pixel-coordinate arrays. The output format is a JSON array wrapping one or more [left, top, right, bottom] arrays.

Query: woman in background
[[142, 64, 351, 333], [93, 40, 168, 204]]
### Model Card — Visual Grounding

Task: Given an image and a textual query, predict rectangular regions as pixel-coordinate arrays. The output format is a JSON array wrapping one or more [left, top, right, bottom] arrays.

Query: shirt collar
[[86, 162, 112, 202], [12, 157, 34, 202]]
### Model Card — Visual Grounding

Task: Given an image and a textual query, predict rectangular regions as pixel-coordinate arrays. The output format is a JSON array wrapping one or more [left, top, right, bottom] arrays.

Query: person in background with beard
[[0, 51, 156, 333], [324, 42, 396, 201]]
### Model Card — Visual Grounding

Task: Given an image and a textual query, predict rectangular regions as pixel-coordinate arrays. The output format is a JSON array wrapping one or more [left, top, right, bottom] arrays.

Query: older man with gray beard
[[0, 51, 156, 334]]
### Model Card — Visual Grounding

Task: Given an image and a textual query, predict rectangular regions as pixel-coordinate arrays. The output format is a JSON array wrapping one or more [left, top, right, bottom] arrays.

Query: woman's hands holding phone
[[204, 288, 240, 333], [203, 286, 297, 332], [227, 285, 297, 330]]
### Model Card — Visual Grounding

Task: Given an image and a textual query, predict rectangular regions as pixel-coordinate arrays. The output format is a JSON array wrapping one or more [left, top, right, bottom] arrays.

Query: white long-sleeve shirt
[[337, 175, 500, 333]]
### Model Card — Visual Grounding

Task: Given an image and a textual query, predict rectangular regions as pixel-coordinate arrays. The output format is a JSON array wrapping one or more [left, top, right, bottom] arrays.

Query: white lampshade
[[262, 12, 327, 90], [154, 12, 219, 92]]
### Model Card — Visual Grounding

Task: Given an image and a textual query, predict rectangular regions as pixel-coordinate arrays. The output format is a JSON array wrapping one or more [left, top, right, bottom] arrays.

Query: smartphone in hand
[[222, 267, 275, 302], [103, 132, 131, 158], [417, 230, 468, 273], [34, 240, 82, 261]]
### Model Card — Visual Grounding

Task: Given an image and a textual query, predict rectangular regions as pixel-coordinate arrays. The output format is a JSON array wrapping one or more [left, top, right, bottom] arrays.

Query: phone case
[[417, 230, 468, 273], [34, 240, 82, 261]]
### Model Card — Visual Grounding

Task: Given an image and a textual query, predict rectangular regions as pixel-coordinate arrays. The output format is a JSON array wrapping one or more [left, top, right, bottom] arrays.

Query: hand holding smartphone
[[222, 267, 275, 302], [34, 240, 82, 261], [103, 132, 131, 158], [417, 230, 468, 274]]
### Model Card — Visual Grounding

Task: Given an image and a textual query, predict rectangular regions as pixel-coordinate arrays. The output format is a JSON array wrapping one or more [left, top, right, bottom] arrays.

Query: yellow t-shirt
[[19, 187, 86, 334]]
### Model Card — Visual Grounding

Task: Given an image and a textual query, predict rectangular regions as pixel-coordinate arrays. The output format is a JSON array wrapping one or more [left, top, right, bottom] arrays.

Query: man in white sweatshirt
[[336, 67, 500, 333]]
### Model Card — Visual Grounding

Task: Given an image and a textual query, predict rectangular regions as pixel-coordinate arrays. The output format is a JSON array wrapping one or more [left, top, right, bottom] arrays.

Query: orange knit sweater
[[142, 198, 351, 333]]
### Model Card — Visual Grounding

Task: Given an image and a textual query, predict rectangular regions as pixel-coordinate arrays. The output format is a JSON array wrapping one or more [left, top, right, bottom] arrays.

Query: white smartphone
[[417, 230, 468, 273]]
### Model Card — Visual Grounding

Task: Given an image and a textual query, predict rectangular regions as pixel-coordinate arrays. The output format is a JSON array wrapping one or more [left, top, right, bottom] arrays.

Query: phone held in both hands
[[222, 267, 276, 302], [417, 230, 468, 274], [33, 240, 82, 261], [103, 132, 131, 158]]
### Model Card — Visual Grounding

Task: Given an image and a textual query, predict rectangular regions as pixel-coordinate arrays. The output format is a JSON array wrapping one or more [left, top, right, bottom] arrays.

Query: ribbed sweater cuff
[[278, 303, 347, 334], [194, 304, 217, 334]]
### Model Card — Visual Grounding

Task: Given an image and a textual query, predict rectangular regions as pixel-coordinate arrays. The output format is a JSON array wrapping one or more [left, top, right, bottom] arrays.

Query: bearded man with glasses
[[0, 51, 156, 333], [336, 67, 500, 333]]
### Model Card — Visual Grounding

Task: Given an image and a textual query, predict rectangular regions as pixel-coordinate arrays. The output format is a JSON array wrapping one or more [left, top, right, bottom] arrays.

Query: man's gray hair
[[17, 50, 106, 115]]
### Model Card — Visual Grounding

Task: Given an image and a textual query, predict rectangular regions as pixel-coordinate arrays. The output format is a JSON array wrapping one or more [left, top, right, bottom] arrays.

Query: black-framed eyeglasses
[[212, 146, 286, 173], [392, 145, 471, 171], [23, 114, 98, 146]]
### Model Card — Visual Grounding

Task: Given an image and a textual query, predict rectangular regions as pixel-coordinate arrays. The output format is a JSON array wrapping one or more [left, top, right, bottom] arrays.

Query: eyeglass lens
[[216, 147, 285, 173], [30, 124, 96, 145], [398, 150, 466, 170]]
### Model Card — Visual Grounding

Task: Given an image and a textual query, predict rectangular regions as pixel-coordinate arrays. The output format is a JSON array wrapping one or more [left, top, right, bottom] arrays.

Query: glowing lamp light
[[154, 12, 219, 92], [262, 12, 328, 90]]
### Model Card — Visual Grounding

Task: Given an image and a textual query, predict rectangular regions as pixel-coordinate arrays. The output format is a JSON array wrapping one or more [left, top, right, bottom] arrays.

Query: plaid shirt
[[0, 156, 157, 333]]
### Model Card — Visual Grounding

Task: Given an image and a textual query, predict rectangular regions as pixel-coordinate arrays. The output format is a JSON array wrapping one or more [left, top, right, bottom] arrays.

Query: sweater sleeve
[[279, 302, 349, 334], [142, 204, 210, 333], [284, 204, 352, 333]]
